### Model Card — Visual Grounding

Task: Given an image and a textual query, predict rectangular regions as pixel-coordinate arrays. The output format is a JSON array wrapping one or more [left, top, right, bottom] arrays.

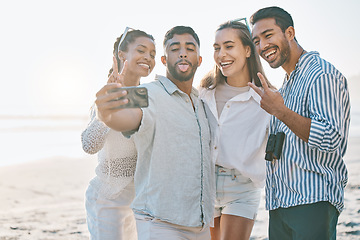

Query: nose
[[179, 48, 187, 58], [259, 40, 270, 51], [144, 53, 149, 60], [218, 47, 226, 58]]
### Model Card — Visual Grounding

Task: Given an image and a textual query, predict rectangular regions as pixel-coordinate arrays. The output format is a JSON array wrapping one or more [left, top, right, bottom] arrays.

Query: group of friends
[[81, 6, 351, 240]]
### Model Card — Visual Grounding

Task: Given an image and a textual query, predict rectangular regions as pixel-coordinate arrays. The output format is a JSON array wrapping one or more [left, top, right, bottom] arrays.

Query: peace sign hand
[[96, 57, 130, 123], [248, 72, 286, 118], [107, 56, 128, 85]]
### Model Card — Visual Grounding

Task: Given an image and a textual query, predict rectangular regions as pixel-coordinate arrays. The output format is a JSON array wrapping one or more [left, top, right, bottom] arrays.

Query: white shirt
[[81, 105, 137, 199], [200, 84, 270, 187]]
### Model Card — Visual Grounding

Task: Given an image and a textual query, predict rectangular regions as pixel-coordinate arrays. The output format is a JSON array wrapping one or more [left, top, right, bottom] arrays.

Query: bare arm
[[249, 72, 310, 142]]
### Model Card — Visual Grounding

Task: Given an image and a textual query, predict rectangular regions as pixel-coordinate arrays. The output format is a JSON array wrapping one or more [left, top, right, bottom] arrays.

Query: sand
[[0, 138, 359, 240], [0, 156, 97, 240]]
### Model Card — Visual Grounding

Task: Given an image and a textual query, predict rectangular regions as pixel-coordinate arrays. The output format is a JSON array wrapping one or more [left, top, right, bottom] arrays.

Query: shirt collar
[[291, 51, 319, 77], [155, 74, 199, 97], [199, 84, 261, 105], [230, 87, 261, 104]]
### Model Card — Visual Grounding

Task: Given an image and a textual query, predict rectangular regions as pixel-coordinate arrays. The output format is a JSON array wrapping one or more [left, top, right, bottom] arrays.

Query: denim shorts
[[214, 165, 261, 220]]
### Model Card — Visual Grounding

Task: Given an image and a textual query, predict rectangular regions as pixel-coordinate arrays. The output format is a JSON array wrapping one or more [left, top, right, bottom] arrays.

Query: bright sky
[[1, 0, 359, 116]]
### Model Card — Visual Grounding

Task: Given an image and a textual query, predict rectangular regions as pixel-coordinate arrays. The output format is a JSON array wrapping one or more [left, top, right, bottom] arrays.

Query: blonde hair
[[200, 21, 273, 89]]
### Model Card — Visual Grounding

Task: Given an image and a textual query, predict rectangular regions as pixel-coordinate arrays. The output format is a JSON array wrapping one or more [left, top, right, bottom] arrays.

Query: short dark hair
[[163, 26, 200, 48], [250, 6, 294, 33]]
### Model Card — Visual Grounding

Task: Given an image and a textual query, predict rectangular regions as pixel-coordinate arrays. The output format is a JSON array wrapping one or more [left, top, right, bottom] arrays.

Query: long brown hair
[[200, 21, 273, 89]]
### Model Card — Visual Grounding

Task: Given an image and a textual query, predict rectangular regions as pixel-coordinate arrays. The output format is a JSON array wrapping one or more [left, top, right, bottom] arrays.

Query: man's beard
[[268, 38, 291, 69]]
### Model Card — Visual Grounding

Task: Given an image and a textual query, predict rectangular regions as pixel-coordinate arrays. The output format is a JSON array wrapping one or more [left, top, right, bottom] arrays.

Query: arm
[[307, 73, 349, 152], [95, 57, 143, 132], [95, 83, 143, 132], [81, 105, 110, 154], [81, 104, 109, 154], [249, 73, 310, 142], [272, 102, 311, 142]]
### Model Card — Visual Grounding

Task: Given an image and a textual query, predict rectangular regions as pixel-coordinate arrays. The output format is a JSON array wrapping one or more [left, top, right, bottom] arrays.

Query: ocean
[[1, 109, 359, 167], [0, 115, 90, 167]]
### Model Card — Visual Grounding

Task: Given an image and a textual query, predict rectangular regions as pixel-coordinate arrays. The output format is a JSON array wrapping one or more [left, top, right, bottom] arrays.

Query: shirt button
[[186, 99, 189, 102], [214, 146, 217, 150], [227, 105, 230, 108]]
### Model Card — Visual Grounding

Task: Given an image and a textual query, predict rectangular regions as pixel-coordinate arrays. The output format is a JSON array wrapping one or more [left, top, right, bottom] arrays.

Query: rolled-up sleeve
[[308, 73, 345, 152]]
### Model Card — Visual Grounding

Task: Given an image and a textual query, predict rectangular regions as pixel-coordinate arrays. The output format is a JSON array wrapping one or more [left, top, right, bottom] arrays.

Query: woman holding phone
[[199, 20, 273, 240], [81, 28, 156, 240]]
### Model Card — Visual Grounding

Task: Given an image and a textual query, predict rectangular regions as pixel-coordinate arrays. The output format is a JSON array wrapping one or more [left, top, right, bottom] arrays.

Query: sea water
[[1, 110, 359, 167], [0, 115, 90, 167]]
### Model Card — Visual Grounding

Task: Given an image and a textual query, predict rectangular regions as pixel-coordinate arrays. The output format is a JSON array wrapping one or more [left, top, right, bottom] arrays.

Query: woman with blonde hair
[[199, 19, 273, 240]]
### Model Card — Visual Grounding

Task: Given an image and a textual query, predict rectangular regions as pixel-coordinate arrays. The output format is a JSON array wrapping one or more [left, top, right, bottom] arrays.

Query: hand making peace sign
[[95, 56, 130, 123], [248, 72, 286, 119]]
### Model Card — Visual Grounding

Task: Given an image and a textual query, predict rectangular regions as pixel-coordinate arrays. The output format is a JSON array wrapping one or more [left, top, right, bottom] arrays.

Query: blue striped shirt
[[266, 51, 351, 213]]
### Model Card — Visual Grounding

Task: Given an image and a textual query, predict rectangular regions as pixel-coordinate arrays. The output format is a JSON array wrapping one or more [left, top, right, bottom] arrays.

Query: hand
[[107, 56, 128, 84], [248, 72, 286, 118], [96, 59, 130, 123]]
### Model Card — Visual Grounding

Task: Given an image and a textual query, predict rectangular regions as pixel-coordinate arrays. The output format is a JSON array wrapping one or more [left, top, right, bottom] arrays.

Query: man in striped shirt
[[249, 6, 350, 240]]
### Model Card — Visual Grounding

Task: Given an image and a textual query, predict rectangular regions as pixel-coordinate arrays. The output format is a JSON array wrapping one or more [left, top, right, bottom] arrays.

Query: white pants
[[135, 213, 210, 240], [85, 181, 137, 240]]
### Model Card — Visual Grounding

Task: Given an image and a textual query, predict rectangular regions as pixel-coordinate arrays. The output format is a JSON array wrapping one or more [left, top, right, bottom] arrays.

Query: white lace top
[[81, 106, 137, 199]]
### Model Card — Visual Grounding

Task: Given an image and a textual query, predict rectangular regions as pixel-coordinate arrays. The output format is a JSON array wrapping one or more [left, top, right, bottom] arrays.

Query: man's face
[[252, 18, 291, 69], [162, 33, 202, 82]]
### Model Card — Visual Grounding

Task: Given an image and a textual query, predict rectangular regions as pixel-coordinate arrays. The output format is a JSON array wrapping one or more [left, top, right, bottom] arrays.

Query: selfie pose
[[81, 28, 156, 240], [199, 20, 273, 240], [249, 6, 350, 239], [95, 26, 214, 240]]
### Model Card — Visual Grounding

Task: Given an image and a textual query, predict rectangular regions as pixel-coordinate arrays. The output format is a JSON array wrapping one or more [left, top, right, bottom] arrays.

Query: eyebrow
[[169, 41, 196, 48], [137, 44, 148, 48], [252, 29, 274, 41], [213, 40, 235, 47], [137, 44, 156, 52], [185, 42, 196, 47]]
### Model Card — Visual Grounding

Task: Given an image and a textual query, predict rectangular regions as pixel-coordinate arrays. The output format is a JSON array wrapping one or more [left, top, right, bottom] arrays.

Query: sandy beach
[[0, 137, 359, 240], [0, 156, 96, 240]]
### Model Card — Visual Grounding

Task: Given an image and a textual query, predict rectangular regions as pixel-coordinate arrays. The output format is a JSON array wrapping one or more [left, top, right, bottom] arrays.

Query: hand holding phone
[[108, 87, 148, 109]]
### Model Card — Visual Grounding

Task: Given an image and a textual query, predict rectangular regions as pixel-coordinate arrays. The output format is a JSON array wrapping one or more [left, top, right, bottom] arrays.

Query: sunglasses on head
[[117, 26, 135, 54], [230, 17, 251, 33]]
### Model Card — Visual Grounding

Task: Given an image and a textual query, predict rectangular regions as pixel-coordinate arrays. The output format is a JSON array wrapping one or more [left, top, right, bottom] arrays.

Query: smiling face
[[162, 33, 202, 82], [213, 28, 251, 79], [252, 18, 291, 69], [119, 36, 156, 77]]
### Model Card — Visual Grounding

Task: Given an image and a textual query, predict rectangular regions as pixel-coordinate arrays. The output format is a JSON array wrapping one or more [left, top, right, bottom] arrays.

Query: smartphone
[[108, 87, 149, 109]]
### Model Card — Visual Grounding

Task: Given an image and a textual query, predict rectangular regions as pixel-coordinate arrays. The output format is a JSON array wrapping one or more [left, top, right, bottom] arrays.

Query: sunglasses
[[231, 17, 251, 33], [117, 26, 135, 54]]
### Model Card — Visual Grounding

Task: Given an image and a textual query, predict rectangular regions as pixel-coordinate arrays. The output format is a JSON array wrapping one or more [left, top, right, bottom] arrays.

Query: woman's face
[[213, 28, 251, 78], [120, 36, 156, 77]]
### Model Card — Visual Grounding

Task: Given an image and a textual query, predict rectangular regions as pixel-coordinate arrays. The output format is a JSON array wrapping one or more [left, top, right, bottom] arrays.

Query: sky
[[1, 0, 360, 116]]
